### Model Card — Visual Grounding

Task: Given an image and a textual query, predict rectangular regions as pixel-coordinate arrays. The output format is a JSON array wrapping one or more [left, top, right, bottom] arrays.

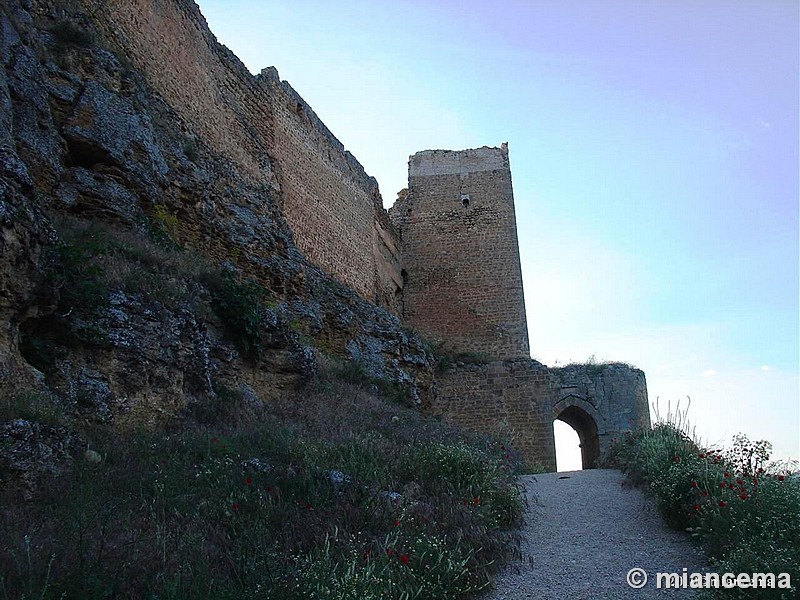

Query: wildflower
[[672, 456, 681, 463], [693, 504, 701, 512], [701, 491, 709, 497], [718, 500, 727, 507], [778, 475, 786, 482], [245, 476, 253, 486], [400, 554, 410, 565], [724, 472, 731, 478], [504, 452, 510, 460], [699, 453, 706, 459], [719, 482, 726, 489], [739, 493, 749, 500], [500, 444, 506, 451], [232, 502, 240, 511], [691, 481, 699, 488], [736, 478, 744, 486], [394, 520, 401, 527], [386, 549, 396, 557], [473, 497, 481, 506]]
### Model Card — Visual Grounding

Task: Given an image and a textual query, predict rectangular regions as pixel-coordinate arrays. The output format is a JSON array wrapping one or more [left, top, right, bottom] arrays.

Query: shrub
[[0, 379, 524, 599], [205, 269, 274, 360], [607, 404, 799, 600], [49, 20, 94, 48]]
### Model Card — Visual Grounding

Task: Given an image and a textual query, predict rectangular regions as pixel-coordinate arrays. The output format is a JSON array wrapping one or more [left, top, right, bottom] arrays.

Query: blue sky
[[196, 0, 799, 467]]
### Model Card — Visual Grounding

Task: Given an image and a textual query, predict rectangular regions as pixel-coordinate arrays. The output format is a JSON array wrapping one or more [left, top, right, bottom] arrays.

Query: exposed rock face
[[0, 0, 434, 489]]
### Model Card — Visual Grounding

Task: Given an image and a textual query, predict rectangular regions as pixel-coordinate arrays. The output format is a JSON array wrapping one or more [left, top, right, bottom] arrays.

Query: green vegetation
[[205, 269, 276, 361], [430, 342, 491, 374], [606, 402, 799, 599], [49, 20, 94, 49], [0, 375, 523, 599]]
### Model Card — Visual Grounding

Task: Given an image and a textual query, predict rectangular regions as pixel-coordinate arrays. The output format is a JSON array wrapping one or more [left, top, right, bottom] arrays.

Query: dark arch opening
[[555, 405, 600, 469]]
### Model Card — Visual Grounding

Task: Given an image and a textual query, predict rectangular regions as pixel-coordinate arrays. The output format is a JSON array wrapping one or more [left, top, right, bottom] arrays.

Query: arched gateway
[[553, 398, 601, 470], [432, 359, 650, 472]]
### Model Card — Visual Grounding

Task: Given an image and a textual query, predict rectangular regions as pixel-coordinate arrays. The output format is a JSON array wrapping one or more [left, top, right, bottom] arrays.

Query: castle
[[59, 0, 651, 469]]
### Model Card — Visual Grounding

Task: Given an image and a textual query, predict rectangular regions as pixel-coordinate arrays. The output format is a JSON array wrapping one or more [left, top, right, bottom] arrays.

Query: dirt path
[[484, 469, 707, 599]]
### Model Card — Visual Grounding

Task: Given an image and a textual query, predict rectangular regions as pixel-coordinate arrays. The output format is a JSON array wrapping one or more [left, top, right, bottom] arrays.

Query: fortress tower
[[390, 144, 530, 360]]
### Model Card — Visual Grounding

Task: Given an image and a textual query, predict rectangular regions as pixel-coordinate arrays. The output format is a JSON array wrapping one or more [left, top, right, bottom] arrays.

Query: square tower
[[391, 144, 530, 359]]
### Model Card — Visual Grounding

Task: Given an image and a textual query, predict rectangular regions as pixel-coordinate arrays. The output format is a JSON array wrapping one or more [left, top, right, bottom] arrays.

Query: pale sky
[[196, 0, 799, 467]]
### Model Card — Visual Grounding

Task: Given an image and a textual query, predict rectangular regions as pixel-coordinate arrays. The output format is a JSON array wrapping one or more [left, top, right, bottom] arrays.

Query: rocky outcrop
[[0, 0, 434, 492]]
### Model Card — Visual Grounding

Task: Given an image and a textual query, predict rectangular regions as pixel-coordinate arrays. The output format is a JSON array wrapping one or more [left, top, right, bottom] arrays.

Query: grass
[[0, 376, 523, 599], [605, 399, 799, 599]]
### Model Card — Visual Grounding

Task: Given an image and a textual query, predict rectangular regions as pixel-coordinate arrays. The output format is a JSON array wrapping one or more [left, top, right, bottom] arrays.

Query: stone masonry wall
[[391, 145, 530, 359], [434, 359, 558, 470], [552, 363, 650, 459], [256, 68, 403, 311], [86, 0, 402, 313]]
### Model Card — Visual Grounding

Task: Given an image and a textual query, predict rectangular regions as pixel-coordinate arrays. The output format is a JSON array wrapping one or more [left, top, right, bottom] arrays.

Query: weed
[[205, 269, 274, 360], [0, 390, 64, 427], [606, 400, 799, 599], [0, 379, 523, 599], [152, 204, 180, 243]]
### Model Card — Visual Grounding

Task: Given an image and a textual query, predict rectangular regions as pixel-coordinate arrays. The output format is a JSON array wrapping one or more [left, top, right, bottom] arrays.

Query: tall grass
[[606, 398, 799, 599], [0, 376, 523, 599]]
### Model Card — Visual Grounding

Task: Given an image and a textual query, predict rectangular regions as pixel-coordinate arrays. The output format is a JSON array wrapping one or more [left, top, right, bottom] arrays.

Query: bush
[[0, 379, 524, 599], [205, 269, 274, 360], [49, 20, 94, 49], [607, 407, 799, 600]]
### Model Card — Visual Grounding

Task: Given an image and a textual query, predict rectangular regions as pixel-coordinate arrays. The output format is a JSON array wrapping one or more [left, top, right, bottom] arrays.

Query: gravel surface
[[483, 469, 708, 599]]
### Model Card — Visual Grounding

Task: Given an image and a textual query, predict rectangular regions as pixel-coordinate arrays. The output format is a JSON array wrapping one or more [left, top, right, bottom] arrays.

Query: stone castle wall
[[434, 360, 557, 470], [434, 361, 650, 470], [83, 0, 650, 471], [256, 68, 403, 310], [86, 0, 402, 313], [390, 146, 530, 359]]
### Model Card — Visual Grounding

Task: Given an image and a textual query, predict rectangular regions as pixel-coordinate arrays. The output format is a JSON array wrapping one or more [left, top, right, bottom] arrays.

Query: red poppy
[[500, 444, 506, 451], [724, 472, 731, 478], [692, 504, 701, 512], [719, 482, 726, 488], [672, 456, 681, 463], [473, 497, 481, 506], [691, 481, 699, 488], [718, 500, 727, 507], [245, 476, 253, 486], [739, 493, 749, 500], [778, 475, 786, 482], [394, 520, 401, 527], [232, 502, 240, 511], [400, 554, 410, 565], [699, 453, 706, 459], [701, 491, 708, 497]]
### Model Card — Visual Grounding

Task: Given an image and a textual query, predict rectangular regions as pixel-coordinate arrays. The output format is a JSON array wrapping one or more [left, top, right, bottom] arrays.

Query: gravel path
[[484, 469, 707, 599]]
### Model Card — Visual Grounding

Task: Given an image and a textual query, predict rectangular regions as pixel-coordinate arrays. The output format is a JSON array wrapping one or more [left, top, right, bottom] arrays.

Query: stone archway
[[553, 398, 601, 469]]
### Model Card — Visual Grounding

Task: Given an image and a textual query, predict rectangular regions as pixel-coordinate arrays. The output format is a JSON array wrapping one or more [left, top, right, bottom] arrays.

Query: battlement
[[409, 144, 509, 177]]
